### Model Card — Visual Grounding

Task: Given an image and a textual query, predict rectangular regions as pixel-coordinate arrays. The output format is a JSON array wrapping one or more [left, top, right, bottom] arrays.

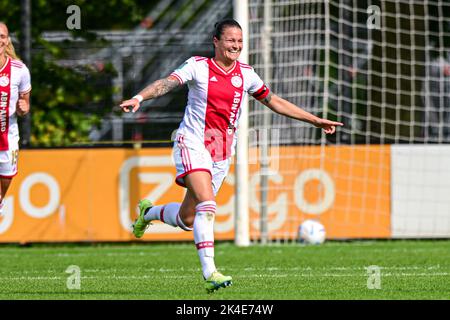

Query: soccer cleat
[[132, 199, 153, 238], [205, 271, 232, 293]]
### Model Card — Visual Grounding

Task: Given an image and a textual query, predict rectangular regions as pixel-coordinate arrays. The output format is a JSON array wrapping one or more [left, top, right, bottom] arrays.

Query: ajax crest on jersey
[[298, 219, 326, 245], [231, 76, 242, 88], [0, 75, 9, 87]]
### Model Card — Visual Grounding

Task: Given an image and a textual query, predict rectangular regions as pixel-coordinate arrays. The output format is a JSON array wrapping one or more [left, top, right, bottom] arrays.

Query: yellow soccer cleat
[[132, 199, 153, 238], [205, 271, 232, 293]]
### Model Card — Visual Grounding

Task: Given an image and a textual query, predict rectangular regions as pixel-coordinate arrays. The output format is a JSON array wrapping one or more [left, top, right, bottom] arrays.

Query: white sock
[[194, 200, 217, 279], [144, 203, 192, 231]]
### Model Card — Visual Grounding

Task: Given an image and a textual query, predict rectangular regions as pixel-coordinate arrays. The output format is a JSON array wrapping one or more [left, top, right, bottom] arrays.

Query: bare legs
[[0, 177, 12, 212], [179, 171, 214, 228]]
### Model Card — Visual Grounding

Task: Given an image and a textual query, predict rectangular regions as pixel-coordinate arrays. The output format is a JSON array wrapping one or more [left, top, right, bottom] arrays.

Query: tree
[[0, 0, 158, 147]]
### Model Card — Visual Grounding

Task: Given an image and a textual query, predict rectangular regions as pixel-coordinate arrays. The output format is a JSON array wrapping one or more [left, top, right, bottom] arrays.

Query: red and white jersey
[[0, 57, 32, 150], [171, 56, 270, 162]]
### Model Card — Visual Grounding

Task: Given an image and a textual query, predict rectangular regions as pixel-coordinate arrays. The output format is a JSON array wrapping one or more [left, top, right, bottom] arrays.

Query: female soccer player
[[0, 22, 31, 216], [120, 19, 343, 293]]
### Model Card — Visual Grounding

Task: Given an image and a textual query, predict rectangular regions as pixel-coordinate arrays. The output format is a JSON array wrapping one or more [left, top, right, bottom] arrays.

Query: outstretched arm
[[120, 75, 180, 113], [259, 92, 343, 134]]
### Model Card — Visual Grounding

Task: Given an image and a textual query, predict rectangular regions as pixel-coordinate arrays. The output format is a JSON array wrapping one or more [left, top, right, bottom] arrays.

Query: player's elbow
[[265, 95, 287, 114]]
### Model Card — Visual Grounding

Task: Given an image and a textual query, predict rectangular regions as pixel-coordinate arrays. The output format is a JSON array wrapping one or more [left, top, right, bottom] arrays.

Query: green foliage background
[[0, 0, 157, 147]]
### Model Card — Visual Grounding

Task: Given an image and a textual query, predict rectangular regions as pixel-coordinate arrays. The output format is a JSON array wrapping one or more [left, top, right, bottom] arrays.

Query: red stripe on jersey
[[0, 57, 11, 151], [194, 56, 208, 62], [176, 169, 212, 188], [170, 72, 183, 84], [11, 61, 23, 69], [239, 62, 252, 69], [0, 57, 9, 72], [177, 135, 187, 171], [182, 136, 192, 171], [204, 59, 244, 161], [211, 58, 237, 75], [176, 136, 184, 171], [177, 135, 191, 171]]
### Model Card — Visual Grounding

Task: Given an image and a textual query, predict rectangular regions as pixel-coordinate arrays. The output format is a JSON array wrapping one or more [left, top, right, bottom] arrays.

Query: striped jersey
[[0, 57, 31, 150], [171, 56, 269, 162]]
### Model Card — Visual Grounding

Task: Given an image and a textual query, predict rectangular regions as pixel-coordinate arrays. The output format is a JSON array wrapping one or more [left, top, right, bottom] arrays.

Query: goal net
[[246, 0, 450, 242]]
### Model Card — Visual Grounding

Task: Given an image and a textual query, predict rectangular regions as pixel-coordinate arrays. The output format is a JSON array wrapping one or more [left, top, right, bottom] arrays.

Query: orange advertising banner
[[247, 145, 391, 240], [0, 146, 390, 243]]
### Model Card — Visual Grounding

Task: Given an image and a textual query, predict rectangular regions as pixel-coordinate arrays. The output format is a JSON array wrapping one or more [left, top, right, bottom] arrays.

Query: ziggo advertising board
[[0, 146, 390, 242]]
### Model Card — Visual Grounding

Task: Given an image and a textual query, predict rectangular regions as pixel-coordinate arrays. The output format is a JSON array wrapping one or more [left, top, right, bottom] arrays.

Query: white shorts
[[173, 134, 231, 196], [0, 146, 19, 179]]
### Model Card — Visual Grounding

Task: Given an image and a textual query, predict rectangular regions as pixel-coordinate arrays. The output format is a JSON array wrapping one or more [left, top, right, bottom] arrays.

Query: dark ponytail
[[213, 19, 242, 40]]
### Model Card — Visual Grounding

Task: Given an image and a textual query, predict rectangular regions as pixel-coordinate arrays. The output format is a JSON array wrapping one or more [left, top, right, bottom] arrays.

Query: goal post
[[234, 0, 250, 247], [235, 0, 450, 242]]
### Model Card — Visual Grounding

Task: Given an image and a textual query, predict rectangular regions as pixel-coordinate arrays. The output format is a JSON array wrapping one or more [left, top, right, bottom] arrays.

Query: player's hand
[[315, 118, 344, 135], [120, 98, 140, 113], [16, 94, 29, 117]]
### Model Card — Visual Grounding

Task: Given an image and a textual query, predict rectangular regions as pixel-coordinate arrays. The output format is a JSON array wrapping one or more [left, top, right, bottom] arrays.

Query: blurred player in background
[[120, 19, 342, 293], [0, 22, 31, 216]]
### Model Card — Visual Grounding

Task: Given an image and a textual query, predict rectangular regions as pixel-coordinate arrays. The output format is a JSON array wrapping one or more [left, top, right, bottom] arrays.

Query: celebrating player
[[120, 19, 343, 293], [0, 22, 31, 216]]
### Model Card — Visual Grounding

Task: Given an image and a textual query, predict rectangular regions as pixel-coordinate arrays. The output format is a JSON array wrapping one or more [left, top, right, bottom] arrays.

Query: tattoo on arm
[[140, 77, 179, 100], [262, 92, 273, 104]]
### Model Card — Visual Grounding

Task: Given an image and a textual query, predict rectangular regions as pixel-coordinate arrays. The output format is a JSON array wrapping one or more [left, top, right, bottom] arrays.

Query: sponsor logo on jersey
[[1, 92, 8, 133], [210, 76, 218, 82], [228, 91, 242, 133]]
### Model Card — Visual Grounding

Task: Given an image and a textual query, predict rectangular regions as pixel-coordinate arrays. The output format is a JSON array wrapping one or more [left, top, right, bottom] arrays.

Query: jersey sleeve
[[19, 64, 32, 94], [170, 57, 197, 85], [246, 68, 270, 101]]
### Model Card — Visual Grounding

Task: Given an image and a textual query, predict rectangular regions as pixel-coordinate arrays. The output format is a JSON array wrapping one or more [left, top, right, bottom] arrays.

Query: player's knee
[[192, 193, 214, 205], [187, 186, 214, 205], [181, 214, 195, 228]]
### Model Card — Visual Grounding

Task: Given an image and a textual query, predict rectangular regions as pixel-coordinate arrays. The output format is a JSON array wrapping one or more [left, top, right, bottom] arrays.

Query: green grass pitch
[[0, 240, 449, 300]]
